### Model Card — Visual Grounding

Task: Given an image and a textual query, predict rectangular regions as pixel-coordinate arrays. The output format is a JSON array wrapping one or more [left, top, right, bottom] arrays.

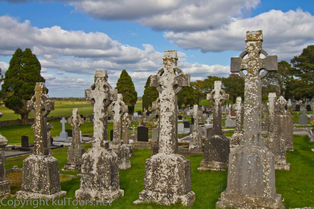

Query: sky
[[0, 0, 313, 98]]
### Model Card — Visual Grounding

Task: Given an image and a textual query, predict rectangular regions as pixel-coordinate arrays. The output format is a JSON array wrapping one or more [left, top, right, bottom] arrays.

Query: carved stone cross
[[68, 108, 84, 145], [85, 70, 117, 148], [111, 94, 128, 145], [231, 30, 278, 146], [60, 117, 67, 133], [207, 80, 229, 135], [150, 50, 190, 154], [190, 105, 202, 132], [27, 82, 54, 155], [234, 97, 243, 132]]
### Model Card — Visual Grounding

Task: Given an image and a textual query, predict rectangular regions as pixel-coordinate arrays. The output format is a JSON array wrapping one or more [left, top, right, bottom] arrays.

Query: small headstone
[[21, 135, 29, 148], [224, 115, 236, 127], [178, 123, 184, 134], [178, 115, 183, 121], [152, 128, 159, 140], [137, 126, 148, 142], [299, 109, 308, 124], [306, 104, 312, 111]]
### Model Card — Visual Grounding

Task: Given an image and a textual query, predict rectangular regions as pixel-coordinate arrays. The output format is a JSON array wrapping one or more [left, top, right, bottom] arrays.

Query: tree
[[142, 76, 158, 110], [222, 74, 244, 103], [191, 80, 205, 104], [1, 48, 45, 125], [290, 45, 314, 99], [115, 70, 137, 114], [177, 86, 196, 108]]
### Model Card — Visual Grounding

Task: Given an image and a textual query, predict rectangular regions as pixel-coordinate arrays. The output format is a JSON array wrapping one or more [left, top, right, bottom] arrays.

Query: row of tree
[[1, 45, 313, 124]]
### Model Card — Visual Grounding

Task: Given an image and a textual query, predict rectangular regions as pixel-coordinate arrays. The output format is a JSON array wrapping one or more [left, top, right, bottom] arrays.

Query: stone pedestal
[[216, 145, 284, 209], [198, 134, 229, 171], [16, 155, 66, 200], [63, 144, 85, 171], [0, 135, 10, 197], [111, 144, 131, 170], [134, 153, 195, 206], [278, 114, 294, 151], [75, 146, 124, 201]]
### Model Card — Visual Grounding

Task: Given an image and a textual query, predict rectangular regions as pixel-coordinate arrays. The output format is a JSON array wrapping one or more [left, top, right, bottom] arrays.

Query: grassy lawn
[[2, 135, 314, 208]]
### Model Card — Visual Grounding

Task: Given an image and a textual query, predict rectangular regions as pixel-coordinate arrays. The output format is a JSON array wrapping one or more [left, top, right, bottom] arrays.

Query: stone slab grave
[[63, 108, 85, 171], [189, 104, 202, 150], [229, 97, 244, 151], [265, 93, 290, 171], [134, 50, 195, 206], [17, 82, 66, 200], [75, 70, 123, 202], [198, 80, 230, 171], [109, 93, 131, 170], [0, 134, 10, 197], [299, 109, 309, 124], [137, 126, 149, 142], [216, 30, 284, 208]]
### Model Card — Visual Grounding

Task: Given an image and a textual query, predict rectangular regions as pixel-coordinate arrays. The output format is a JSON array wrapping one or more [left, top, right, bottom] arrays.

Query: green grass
[[3, 135, 314, 208]]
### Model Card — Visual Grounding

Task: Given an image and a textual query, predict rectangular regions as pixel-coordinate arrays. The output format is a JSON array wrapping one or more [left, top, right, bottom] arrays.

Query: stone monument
[[17, 82, 66, 200], [216, 30, 284, 208], [63, 108, 85, 171], [134, 50, 195, 206], [189, 104, 202, 149], [75, 70, 123, 202], [110, 93, 131, 170], [265, 93, 290, 170], [0, 134, 10, 197], [122, 112, 134, 157], [230, 97, 243, 151], [198, 80, 230, 171], [59, 117, 69, 142]]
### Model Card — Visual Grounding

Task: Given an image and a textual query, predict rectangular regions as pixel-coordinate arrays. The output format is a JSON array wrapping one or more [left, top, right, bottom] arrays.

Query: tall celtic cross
[[68, 108, 84, 145], [27, 82, 54, 155], [111, 93, 128, 145], [85, 70, 117, 148], [231, 30, 277, 146], [190, 105, 202, 131], [207, 81, 229, 135], [234, 97, 243, 132], [150, 50, 189, 154]]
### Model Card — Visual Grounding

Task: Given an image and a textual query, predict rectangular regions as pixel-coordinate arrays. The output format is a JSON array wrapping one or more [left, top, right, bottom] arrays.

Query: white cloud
[[41, 73, 55, 80], [164, 9, 314, 60], [0, 62, 9, 72]]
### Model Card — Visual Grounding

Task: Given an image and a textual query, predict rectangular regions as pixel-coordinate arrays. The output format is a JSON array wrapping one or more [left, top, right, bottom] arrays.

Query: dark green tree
[[222, 74, 244, 103], [177, 86, 196, 108], [115, 69, 138, 114], [290, 45, 314, 99], [142, 76, 158, 110], [1, 48, 45, 125]]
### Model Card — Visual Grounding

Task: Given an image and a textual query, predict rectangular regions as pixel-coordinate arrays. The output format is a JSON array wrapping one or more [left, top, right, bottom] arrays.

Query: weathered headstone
[[265, 93, 290, 170], [122, 112, 134, 157], [178, 123, 185, 134], [21, 135, 30, 151], [224, 114, 236, 127], [306, 104, 312, 111], [299, 109, 308, 124], [75, 70, 123, 202], [216, 30, 284, 208], [131, 125, 137, 142], [63, 108, 85, 171], [17, 82, 66, 200], [230, 97, 243, 151], [183, 121, 190, 133], [137, 126, 148, 142], [57, 117, 69, 142], [134, 50, 195, 206], [189, 105, 202, 150], [0, 134, 10, 197], [198, 81, 230, 171]]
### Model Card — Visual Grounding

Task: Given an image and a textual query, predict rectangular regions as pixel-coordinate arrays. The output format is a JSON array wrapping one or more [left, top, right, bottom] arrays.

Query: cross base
[[16, 191, 66, 200], [0, 180, 10, 197], [63, 144, 85, 171], [111, 144, 131, 170], [134, 153, 195, 206]]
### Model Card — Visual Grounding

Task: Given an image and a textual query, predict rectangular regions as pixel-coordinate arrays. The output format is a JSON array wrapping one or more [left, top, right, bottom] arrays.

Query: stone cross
[[231, 30, 277, 146], [85, 70, 117, 148], [190, 105, 202, 132], [0, 134, 10, 196], [207, 80, 229, 136], [189, 104, 202, 149], [68, 108, 84, 145], [234, 97, 243, 132], [122, 112, 131, 144], [60, 117, 67, 133], [27, 82, 54, 155], [111, 94, 128, 145], [150, 50, 190, 154]]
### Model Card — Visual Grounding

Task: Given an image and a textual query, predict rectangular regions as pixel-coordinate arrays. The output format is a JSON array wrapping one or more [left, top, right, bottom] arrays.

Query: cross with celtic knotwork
[[85, 70, 117, 148], [150, 50, 190, 154], [231, 30, 278, 145], [111, 93, 128, 145], [68, 108, 84, 145], [207, 80, 229, 135], [27, 82, 54, 155]]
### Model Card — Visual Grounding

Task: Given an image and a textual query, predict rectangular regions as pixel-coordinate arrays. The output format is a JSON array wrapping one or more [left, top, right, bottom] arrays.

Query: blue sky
[[0, 0, 313, 97]]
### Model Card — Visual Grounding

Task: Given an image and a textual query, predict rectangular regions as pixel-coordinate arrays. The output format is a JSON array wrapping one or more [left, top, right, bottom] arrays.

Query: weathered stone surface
[[189, 105, 202, 149], [230, 97, 243, 151], [135, 50, 195, 206], [265, 93, 290, 171], [277, 96, 294, 151], [216, 31, 284, 208], [59, 117, 69, 142], [63, 108, 85, 171], [299, 109, 309, 125], [17, 82, 66, 200], [198, 81, 230, 171], [75, 70, 123, 202], [0, 135, 10, 197], [122, 113, 134, 157]]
